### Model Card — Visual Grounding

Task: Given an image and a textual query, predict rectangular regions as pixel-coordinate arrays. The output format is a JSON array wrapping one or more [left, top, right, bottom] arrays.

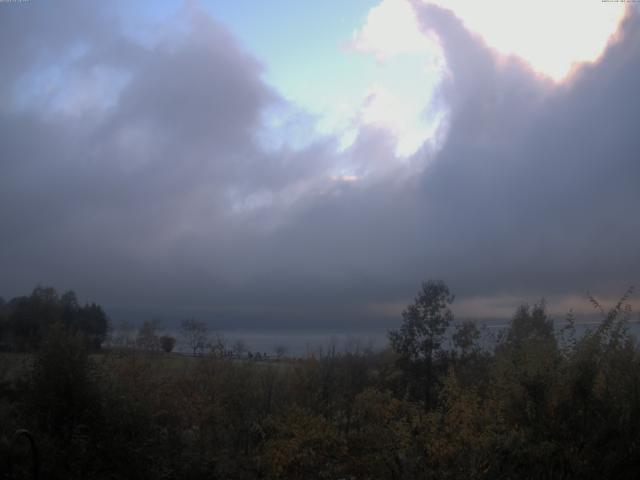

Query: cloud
[[0, 1, 639, 330], [411, 3, 640, 297], [346, 0, 446, 157], [350, 0, 439, 60], [421, 0, 626, 81]]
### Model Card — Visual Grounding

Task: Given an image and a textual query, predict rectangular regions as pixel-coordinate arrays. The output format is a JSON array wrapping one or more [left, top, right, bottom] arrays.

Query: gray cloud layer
[[1, 1, 639, 329]]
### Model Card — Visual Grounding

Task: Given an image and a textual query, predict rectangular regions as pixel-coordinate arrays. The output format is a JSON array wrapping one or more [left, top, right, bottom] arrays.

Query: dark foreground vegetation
[[2, 282, 640, 479]]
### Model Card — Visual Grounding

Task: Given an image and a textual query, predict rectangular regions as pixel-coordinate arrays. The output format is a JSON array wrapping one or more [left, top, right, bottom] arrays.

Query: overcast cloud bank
[[1, 1, 639, 329]]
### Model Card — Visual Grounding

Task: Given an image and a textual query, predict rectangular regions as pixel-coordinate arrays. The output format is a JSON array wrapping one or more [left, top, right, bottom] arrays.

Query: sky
[[1, 0, 639, 332]]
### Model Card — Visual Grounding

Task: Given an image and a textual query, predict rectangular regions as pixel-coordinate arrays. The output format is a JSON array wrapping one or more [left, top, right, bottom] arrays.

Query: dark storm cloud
[[0, 1, 348, 319], [0, 1, 639, 329], [412, 4, 640, 298]]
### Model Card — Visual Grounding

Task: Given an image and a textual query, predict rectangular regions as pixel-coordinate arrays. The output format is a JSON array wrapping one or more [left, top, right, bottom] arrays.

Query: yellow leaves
[[351, 388, 417, 449], [262, 407, 346, 479], [422, 370, 496, 472]]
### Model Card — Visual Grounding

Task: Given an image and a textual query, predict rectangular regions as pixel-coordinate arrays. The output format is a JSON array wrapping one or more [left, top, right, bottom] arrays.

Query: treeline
[[109, 317, 267, 359], [1, 281, 640, 479], [0, 286, 109, 351]]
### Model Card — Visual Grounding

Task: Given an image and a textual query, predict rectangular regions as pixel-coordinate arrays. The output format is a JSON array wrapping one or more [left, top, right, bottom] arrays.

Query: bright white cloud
[[351, 0, 440, 59], [360, 84, 440, 156], [351, 0, 445, 157], [342, 0, 626, 160], [345, 0, 446, 157], [423, 0, 627, 80]]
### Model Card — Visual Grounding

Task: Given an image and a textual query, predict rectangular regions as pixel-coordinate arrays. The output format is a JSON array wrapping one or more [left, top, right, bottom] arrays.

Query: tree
[[9, 286, 62, 350], [76, 302, 109, 350], [28, 323, 100, 444], [501, 301, 555, 350], [263, 407, 346, 479], [136, 319, 160, 351], [232, 339, 247, 358], [159, 335, 176, 353], [493, 302, 559, 446], [346, 388, 418, 479], [273, 344, 287, 359], [450, 320, 489, 387], [388, 280, 454, 406], [209, 331, 227, 357], [180, 318, 208, 356], [452, 320, 481, 359], [0, 297, 8, 347], [4, 286, 109, 351], [113, 319, 134, 348]]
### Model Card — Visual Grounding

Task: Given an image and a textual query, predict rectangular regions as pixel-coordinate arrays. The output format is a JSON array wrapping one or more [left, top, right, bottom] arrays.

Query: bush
[[159, 335, 176, 353]]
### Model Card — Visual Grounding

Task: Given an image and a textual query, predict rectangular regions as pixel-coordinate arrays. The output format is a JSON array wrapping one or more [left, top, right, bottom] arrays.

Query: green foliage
[[389, 280, 454, 364], [452, 320, 481, 358], [388, 280, 454, 406], [502, 301, 555, 349]]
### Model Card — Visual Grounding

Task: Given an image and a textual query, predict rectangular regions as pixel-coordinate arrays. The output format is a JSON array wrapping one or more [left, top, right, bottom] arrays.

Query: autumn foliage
[[1, 282, 640, 478]]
